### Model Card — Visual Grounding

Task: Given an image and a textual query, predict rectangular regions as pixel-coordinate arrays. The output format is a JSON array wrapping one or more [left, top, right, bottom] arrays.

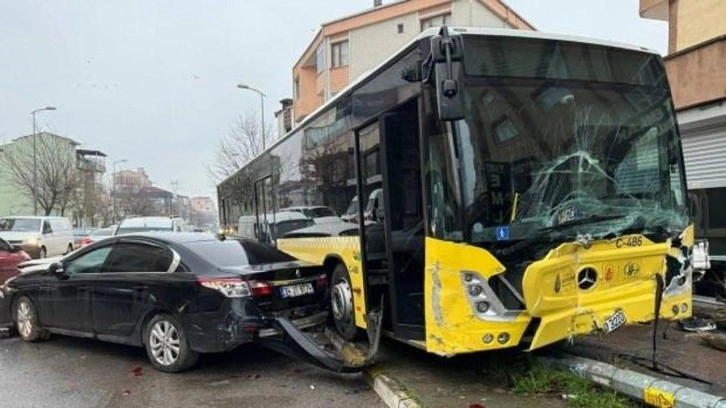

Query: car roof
[[239, 212, 310, 223], [0, 216, 66, 219], [118, 216, 174, 227], [115, 231, 219, 244]]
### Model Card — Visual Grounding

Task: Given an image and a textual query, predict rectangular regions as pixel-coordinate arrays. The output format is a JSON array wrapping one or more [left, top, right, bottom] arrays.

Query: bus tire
[[330, 263, 360, 341]]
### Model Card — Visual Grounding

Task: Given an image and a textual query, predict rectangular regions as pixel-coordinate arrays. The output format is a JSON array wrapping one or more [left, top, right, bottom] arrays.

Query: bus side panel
[[277, 237, 368, 329], [424, 237, 531, 356]]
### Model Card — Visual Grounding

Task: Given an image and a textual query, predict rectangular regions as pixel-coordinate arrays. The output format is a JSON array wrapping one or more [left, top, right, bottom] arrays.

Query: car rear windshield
[[185, 239, 295, 267], [305, 207, 336, 218]]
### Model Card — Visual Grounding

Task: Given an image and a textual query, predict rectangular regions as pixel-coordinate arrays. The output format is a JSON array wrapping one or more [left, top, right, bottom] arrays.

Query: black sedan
[[0, 233, 329, 372]]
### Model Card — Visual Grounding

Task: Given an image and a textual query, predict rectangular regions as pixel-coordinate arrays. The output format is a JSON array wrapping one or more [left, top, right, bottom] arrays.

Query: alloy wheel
[[16, 300, 33, 338], [149, 320, 181, 366], [331, 278, 353, 322]]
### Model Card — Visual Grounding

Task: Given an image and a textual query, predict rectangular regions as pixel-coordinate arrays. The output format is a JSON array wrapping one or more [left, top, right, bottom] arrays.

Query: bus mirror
[[430, 27, 465, 121]]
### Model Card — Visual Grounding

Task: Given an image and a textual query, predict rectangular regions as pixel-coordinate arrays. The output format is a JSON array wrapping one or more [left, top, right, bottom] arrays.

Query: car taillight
[[198, 278, 271, 298]]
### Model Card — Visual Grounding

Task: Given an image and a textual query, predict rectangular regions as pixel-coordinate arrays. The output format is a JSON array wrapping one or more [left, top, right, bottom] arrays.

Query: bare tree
[[0, 133, 83, 216], [208, 111, 272, 183], [112, 183, 156, 218]]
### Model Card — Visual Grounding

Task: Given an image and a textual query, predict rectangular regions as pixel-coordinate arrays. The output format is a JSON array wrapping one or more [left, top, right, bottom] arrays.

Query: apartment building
[[640, 0, 726, 273], [288, 0, 533, 126]]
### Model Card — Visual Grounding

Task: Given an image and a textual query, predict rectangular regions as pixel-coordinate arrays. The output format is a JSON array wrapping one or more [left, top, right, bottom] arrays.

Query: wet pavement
[[0, 333, 382, 408], [562, 322, 726, 397]]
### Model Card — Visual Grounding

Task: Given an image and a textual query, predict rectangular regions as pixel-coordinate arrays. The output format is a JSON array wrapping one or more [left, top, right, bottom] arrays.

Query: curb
[[363, 369, 420, 408], [540, 355, 726, 408]]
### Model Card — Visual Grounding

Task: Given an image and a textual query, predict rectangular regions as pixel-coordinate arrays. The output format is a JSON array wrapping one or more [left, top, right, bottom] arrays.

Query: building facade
[[640, 0, 726, 289], [287, 0, 533, 128], [0, 133, 106, 227]]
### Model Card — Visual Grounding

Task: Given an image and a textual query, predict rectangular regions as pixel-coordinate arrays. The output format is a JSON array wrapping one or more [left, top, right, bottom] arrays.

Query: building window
[[331, 40, 349, 68], [316, 44, 325, 74], [420, 13, 451, 31], [293, 77, 300, 100], [397, 23, 404, 34]]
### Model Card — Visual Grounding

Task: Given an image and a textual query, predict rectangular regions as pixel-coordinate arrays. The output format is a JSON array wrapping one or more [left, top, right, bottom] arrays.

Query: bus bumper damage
[[423, 228, 709, 355], [256, 307, 383, 373]]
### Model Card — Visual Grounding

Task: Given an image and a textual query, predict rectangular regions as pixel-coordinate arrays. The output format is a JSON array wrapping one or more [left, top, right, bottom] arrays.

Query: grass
[[510, 361, 639, 408]]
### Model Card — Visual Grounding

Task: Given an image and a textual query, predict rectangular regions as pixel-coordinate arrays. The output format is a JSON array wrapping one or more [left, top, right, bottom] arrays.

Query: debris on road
[[694, 332, 726, 351], [132, 366, 143, 377]]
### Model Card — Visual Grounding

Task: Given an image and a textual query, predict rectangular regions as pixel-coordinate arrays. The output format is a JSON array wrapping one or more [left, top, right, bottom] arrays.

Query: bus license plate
[[604, 310, 626, 333], [279, 283, 314, 298]]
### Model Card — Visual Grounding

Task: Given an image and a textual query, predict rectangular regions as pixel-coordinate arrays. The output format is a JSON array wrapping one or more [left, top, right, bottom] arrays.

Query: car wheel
[[14, 296, 50, 342], [143, 313, 198, 373], [330, 263, 360, 341], [38, 247, 47, 259]]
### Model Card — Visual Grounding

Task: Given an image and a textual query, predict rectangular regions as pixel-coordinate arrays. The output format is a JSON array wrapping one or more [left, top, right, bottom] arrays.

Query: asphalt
[[0, 332, 383, 408]]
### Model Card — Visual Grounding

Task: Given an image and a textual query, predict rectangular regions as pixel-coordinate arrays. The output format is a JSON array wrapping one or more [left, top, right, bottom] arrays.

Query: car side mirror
[[48, 262, 65, 276]]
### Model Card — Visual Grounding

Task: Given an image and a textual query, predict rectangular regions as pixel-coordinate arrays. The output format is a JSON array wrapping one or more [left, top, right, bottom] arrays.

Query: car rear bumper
[[182, 299, 328, 353]]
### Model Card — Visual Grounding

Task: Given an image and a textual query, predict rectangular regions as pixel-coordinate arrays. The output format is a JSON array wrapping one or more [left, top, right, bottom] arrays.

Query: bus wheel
[[331, 263, 359, 340]]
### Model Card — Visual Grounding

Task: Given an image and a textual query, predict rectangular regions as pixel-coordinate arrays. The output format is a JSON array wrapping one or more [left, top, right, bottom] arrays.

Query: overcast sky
[[0, 0, 668, 199]]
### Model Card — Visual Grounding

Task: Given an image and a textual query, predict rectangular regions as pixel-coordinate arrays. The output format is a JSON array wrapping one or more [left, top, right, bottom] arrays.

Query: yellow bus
[[218, 27, 709, 360]]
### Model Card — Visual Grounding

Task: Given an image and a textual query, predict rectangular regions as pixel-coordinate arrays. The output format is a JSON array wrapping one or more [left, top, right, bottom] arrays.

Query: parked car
[[0, 232, 328, 372], [115, 217, 190, 235], [0, 216, 75, 259], [237, 212, 314, 245], [0, 237, 30, 284], [280, 206, 341, 224], [78, 227, 115, 247], [72, 228, 97, 249]]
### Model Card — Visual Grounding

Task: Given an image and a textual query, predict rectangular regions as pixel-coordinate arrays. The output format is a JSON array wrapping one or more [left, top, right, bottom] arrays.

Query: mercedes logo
[[577, 268, 597, 290]]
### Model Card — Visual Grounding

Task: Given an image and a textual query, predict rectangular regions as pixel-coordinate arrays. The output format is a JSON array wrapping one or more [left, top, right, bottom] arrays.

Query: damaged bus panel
[[218, 26, 709, 361]]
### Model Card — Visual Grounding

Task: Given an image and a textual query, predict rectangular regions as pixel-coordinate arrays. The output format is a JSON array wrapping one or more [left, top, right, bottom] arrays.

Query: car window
[[43, 221, 53, 234], [0, 238, 10, 252], [65, 246, 113, 275], [104, 243, 174, 272]]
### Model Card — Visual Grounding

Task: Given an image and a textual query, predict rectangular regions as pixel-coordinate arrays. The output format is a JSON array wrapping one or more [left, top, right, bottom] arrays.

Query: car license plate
[[604, 310, 626, 333], [278, 283, 314, 298]]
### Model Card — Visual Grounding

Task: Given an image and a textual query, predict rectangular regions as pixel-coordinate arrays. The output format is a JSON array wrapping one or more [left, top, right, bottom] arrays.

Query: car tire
[[38, 247, 46, 259], [330, 263, 361, 341], [14, 296, 50, 342], [143, 313, 198, 373]]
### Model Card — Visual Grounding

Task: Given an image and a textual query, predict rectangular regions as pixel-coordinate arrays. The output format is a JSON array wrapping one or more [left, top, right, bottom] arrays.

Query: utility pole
[[236, 84, 266, 151], [30, 106, 57, 215]]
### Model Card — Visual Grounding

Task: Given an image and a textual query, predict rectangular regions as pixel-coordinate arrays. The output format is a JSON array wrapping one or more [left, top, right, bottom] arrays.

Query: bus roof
[[219, 27, 659, 187]]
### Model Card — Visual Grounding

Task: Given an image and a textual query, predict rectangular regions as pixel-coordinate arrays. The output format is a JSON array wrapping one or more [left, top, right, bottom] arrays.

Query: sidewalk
[[560, 322, 726, 397]]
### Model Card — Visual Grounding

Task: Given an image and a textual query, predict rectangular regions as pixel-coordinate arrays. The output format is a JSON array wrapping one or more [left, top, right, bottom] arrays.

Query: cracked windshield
[[2, 1, 724, 407], [429, 36, 688, 247]]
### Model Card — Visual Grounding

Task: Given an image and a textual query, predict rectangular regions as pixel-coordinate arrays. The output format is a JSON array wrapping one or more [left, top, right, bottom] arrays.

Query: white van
[[0, 216, 75, 259]]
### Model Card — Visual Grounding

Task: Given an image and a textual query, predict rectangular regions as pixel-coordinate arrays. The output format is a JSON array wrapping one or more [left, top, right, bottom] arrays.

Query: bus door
[[380, 100, 425, 341], [254, 176, 272, 244], [355, 99, 425, 341]]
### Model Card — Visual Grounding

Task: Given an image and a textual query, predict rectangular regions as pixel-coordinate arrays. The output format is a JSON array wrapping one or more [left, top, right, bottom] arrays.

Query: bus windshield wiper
[[539, 214, 627, 232], [495, 215, 626, 259]]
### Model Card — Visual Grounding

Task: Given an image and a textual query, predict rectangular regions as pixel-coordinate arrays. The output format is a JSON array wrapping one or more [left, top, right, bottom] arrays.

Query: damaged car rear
[[0, 233, 371, 372]]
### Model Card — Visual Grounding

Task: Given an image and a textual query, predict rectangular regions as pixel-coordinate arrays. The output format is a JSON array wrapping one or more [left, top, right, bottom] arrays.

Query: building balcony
[[665, 35, 726, 110], [640, 0, 667, 21]]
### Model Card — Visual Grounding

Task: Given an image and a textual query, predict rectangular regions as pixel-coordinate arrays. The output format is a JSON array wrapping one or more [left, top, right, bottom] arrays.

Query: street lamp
[[30, 106, 57, 216], [236, 84, 266, 151], [111, 159, 127, 223]]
